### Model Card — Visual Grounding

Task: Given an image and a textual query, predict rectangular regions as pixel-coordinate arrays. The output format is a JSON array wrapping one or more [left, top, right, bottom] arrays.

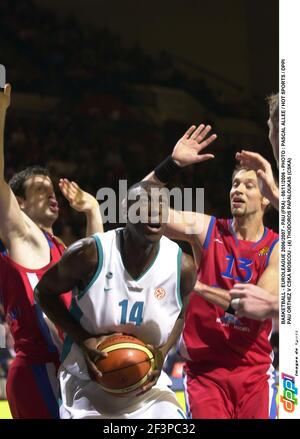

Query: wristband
[[154, 155, 182, 184]]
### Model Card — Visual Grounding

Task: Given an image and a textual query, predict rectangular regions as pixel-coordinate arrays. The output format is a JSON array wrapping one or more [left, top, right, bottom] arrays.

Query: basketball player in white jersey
[[35, 181, 196, 419]]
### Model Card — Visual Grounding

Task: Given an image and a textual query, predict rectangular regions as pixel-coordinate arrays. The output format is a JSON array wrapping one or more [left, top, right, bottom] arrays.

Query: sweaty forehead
[[233, 169, 258, 183]]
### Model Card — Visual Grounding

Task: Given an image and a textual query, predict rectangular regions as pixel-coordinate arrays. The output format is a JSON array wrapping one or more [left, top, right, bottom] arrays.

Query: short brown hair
[[231, 165, 251, 181], [9, 166, 50, 198], [266, 93, 279, 135]]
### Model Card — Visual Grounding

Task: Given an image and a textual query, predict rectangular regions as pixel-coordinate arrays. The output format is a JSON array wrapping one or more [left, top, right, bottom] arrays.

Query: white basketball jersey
[[61, 228, 183, 379]]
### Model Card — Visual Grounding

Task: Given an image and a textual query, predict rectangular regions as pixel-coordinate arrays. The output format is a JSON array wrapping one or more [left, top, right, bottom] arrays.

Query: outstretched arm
[[138, 252, 196, 394], [0, 84, 29, 247], [59, 178, 103, 236], [194, 280, 231, 310], [0, 84, 10, 180], [144, 123, 217, 184], [143, 124, 217, 263]]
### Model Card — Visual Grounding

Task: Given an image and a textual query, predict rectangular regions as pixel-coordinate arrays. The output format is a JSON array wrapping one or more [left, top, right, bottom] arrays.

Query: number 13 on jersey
[[221, 255, 253, 283]]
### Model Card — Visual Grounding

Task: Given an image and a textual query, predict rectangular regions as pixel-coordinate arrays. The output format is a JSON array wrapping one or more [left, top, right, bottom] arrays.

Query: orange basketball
[[95, 334, 155, 396]]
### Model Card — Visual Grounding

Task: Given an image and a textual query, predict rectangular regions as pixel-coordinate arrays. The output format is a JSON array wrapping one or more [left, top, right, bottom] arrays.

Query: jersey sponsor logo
[[280, 373, 298, 413], [258, 246, 269, 256], [104, 272, 114, 291], [154, 287, 166, 300], [216, 314, 250, 332]]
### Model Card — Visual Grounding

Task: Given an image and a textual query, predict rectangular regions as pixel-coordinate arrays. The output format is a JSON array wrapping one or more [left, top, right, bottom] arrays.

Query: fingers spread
[[196, 154, 215, 163], [199, 133, 217, 149], [190, 124, 205, 139], [183, 125, 197, 139]]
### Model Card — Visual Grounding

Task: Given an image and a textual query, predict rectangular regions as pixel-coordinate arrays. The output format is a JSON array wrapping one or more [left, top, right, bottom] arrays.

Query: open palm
[[172, 124, 217, 167], [59, 179, 99, 213]]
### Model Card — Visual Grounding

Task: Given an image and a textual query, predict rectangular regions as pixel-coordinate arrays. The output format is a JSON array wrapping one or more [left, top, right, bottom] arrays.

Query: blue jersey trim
[[33, 303, 58, 354], [42, 231, 54, 248], [0, 239, 7, 255], [230, 219, 269, 248], [253, 227, 268, 247], [266, 238, 279, 266], [203, 216, 216, 250], [31, 364, 60, 419]]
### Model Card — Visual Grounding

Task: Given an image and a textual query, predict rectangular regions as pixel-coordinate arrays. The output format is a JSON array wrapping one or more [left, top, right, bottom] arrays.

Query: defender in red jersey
[[229, 93, 279, 320], [144, 123, 279, 418], [0, 84, 103, 418]]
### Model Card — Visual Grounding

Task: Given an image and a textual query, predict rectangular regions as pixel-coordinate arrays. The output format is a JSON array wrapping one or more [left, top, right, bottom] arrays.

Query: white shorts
[[59, 367, 186, 419]]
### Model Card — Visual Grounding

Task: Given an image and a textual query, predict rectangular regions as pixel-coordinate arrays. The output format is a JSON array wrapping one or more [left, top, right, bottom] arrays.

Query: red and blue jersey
[[181, 217, 279, 369], [0, 232, 71, 365]]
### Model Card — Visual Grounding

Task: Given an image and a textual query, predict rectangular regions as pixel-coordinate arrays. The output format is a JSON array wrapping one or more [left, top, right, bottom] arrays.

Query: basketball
[[95, 334, 155, 395]]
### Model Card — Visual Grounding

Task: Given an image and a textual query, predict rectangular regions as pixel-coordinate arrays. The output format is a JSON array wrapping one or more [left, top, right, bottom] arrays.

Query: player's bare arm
[[255, 241, 279, 297], [0, 86, 57, 269], [138, 252, 196, 394], [0, 85, 33, 245], [194, 243, 279, 315], [34, 238, 108, 379], [143, 124, 218, 260], [236, 150, 279, 210], [194, 280, 231, 310], [229, 242, 279, 319], [59, 178, 103, 235]]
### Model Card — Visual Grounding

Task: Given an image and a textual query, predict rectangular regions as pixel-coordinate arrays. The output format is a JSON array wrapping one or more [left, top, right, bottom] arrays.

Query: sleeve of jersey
[[202, 216, 216, 250], [265, 237, 279, 266]]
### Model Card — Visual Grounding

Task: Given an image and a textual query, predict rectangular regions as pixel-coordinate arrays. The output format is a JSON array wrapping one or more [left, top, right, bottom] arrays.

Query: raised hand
[[0, 84, 11, 114], [172, 124, 217, 167], [59, 178, 99, 214], [236, 150, 279, 209]]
